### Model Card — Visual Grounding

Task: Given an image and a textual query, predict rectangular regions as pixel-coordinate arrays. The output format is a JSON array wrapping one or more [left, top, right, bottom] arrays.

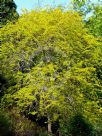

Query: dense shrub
[[68, 114, 96, 136], [0, 109, 14, 136]]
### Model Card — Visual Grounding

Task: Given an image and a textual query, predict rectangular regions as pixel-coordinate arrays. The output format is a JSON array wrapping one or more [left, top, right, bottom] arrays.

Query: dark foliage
[[0, 74, 8, 99], [0, 110, 14, 136], [69, 114, 96, 136], [0, 0, 19, 26]]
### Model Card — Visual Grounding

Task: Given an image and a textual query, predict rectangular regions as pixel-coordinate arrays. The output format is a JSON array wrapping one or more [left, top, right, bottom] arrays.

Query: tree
[[0, 8, 102, 135], [72, 0, 92, 16], [86, 4, 102, 37], [0, 0, 19, 26], [72, 0, 102, 37]]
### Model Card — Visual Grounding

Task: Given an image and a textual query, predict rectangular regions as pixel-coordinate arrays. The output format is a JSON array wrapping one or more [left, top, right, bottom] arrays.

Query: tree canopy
[[0, 8, 102, 135]]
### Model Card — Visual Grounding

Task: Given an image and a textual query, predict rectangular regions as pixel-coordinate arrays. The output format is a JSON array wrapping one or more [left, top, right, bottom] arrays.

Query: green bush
[[69, 114, 96, 136], [0, 109, 14, 136]]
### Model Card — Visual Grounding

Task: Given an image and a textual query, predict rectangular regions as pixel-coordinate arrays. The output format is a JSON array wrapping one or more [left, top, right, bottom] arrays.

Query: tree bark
[[48, 115, 52, 136]]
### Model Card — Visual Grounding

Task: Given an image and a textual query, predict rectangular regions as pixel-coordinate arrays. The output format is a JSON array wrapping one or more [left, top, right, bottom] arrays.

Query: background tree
[[86, 4, 102, 37], [72, 0, 102, 37], [0, 0, 19, 26], [72, 0, 92, 16]]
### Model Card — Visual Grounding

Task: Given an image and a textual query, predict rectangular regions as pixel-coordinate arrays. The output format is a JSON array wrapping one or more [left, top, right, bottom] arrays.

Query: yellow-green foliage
[[0, 8, 102, 126]]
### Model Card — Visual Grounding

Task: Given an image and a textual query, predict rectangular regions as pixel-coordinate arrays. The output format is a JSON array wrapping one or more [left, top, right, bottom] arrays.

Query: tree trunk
[[48, 115, 52, 136]]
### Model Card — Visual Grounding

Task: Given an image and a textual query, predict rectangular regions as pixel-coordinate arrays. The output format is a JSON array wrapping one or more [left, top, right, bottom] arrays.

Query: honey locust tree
[[0, 8, 102, 135]]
